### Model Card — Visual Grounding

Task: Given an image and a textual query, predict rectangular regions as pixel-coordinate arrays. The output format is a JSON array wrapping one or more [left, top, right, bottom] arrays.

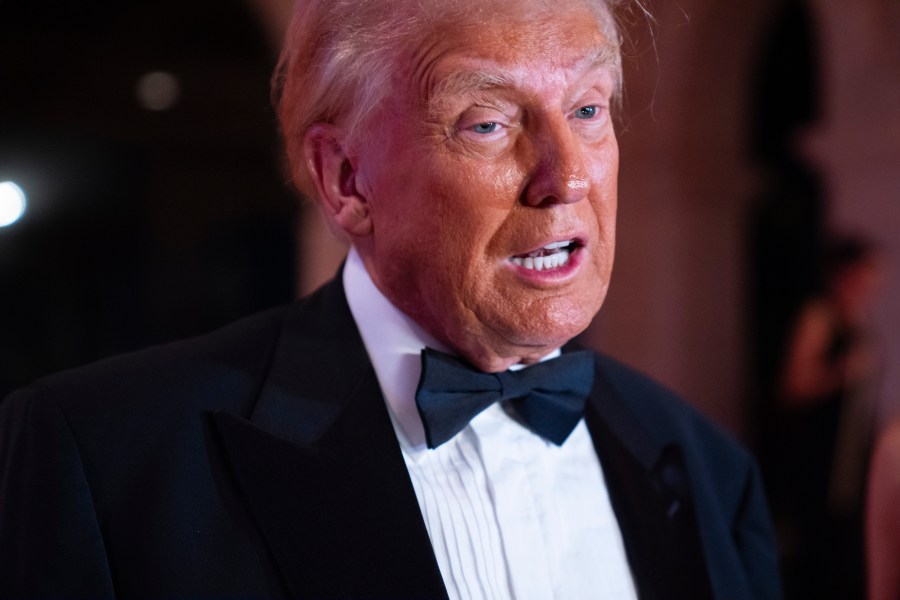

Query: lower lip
[[506, 247, 584, 285]]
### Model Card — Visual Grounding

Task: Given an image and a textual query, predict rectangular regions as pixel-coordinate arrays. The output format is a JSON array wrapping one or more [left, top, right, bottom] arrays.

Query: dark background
[[0, 0, 298, 397]]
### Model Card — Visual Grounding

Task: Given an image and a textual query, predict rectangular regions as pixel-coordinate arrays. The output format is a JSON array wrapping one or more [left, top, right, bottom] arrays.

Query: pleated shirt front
[[344, 248, 637, 600]]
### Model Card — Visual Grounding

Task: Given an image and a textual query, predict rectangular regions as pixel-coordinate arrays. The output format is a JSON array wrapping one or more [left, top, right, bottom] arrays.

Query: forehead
[[406, 4, 617, 105]]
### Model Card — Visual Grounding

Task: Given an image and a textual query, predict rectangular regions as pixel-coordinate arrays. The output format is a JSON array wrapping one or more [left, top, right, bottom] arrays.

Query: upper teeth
[[510, 241, 575, 271], [542, 241, 570, 250]]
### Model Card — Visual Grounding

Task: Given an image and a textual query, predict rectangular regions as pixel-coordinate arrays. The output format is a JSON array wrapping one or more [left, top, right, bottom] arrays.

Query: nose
[[523, 119, 591, 207]]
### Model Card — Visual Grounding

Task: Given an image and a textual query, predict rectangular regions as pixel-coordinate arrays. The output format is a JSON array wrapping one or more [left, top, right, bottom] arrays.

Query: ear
[[303, 124, 373, 237]]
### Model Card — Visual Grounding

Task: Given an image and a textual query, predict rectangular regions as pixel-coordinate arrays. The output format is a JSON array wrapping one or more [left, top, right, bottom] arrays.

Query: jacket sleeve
[[0, 386, 115, 598]]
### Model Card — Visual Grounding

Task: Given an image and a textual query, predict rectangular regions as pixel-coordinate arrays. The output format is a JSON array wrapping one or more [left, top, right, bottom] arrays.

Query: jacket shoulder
[[26, 306, 288, 410], [593, 352, 745, 457]]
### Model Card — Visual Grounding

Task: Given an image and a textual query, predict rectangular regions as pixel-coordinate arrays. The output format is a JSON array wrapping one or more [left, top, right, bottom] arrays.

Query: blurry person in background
[[769, 234, 884, 599], [0, 0, 781, 598], [867, 417, 900, 600]]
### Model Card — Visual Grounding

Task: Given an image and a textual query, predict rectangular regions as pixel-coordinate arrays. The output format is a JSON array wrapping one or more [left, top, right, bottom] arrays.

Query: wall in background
[[588, 0, 900, 441]]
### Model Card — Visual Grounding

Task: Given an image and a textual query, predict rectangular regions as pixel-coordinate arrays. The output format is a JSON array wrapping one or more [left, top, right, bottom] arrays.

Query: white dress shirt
[[343, 247, 638, 599]]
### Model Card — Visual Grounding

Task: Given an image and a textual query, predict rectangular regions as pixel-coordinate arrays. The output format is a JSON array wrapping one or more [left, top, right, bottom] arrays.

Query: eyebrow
[[424, 70, 517, 118], [424, 43, 620, 118]]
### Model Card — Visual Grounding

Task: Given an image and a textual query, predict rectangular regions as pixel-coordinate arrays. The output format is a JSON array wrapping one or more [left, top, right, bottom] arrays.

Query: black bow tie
[[414, 347, 595, 449]]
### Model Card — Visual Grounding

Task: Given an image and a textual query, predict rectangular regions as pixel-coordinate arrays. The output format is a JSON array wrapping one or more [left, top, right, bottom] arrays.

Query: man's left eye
[[471, 122, 499, 134], [574, 105, 598, 119]]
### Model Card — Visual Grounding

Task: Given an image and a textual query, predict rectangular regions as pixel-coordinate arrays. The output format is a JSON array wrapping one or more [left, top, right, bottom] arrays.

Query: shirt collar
[[343, 247, 446, 450]]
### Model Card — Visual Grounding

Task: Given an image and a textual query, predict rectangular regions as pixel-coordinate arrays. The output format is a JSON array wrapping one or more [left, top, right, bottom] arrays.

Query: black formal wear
[[0, 275, 780, 599]]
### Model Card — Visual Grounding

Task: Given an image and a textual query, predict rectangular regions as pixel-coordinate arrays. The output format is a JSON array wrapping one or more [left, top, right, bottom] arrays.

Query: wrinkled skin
[[334, 3, 618, 372]]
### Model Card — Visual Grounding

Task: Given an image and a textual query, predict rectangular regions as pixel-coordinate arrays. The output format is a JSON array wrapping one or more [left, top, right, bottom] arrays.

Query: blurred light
[[0, 181, 27, 228], [135, 71, 181, 111]]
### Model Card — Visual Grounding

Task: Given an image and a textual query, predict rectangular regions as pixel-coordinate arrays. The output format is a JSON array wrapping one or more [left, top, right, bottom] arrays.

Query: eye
[[471, 122, 499, 134], [574, 105, 598, 120]]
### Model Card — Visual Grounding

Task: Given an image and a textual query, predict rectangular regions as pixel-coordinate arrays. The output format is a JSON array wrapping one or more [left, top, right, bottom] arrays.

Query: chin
[[496, 303, 597, 357], [514, 321, 588, 352]]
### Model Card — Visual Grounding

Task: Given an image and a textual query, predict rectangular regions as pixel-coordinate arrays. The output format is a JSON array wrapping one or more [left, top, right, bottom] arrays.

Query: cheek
[[591, 137, 619, 193], [589, 143, 619, 241], [586, 199, 616, 287], [427, 164, 516, 253]]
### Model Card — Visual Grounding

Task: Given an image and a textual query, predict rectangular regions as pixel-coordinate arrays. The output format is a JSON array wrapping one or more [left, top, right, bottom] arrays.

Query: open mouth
[[509, 240, 581, 271]]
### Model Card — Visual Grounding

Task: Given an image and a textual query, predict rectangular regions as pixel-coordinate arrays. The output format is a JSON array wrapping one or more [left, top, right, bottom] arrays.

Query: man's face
[[353, 2, 619, 371]]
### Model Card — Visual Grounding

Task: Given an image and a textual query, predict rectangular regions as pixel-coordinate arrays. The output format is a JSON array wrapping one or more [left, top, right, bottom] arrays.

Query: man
[[0, 0, 780, 598]]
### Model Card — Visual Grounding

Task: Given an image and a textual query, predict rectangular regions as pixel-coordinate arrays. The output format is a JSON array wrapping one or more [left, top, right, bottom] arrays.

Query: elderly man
[[0, 0, 779, 598]]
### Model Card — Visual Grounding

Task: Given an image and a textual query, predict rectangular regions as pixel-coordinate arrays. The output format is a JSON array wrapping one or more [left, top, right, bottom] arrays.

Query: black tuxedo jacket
[[0, 275, 780, 599]]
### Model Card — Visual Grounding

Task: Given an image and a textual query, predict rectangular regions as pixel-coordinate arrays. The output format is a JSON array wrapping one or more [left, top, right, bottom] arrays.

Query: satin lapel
[[585, 355, 714, 600], [204, 276, 448, 599]]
